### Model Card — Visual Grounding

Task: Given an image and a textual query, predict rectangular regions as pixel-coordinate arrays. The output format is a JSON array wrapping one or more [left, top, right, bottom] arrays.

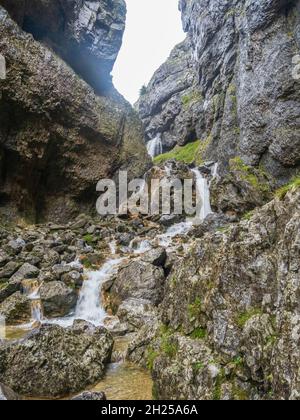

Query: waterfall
[[191, 168, 213, 221], [45, 257, 123, 328], [146, 134, 163, 158], [22, 279, 43, 325], [74, 258, 122, 325]]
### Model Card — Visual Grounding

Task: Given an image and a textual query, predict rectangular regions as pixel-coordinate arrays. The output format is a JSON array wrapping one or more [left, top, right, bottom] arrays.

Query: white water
[[46, 257, 123, 328], [129, 238, 152, 254], [146, 134, 163, 158], [192, 168, 213, 221], [158, 221, 193, 247]]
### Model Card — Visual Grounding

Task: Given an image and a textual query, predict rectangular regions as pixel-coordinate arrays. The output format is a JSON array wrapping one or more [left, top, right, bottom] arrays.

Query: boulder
[[0, 321, 113, 397], [108, 260, 165, 312], [117, 298, 158, 332], [40, 281, 77, 318], [0, 262, 21, 279], [0, 292, 31, 325], [10, 263, 39, 283], [141, 247, 167, 267]]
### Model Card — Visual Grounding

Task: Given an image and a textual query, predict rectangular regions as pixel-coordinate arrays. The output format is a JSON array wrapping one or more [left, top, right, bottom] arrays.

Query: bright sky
[[112, 0, 185, 104]]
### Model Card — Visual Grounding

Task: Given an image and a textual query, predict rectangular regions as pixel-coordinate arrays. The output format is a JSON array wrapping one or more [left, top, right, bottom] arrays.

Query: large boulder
[[0, 0, 126, 93], [40, 281, 77, 317], [106, 260, 165, 312], [0, 6, 150, 223], [0, 321, 114, 397]]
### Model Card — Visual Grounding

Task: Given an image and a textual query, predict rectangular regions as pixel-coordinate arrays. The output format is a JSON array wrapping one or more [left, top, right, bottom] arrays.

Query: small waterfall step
[[146, 134, 163, 158]]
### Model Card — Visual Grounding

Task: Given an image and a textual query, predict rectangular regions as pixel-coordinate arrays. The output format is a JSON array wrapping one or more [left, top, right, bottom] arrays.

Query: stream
[[2, 163, 217, 400]]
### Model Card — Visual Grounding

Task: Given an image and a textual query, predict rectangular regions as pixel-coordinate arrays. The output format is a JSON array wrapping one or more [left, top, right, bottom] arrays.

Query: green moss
[[217, 226, 231, 233], [212, 369, 226, 401], [236, 308, 263, 329], [147, 348, 159, 371], [232, 384, 249, 401], [188, 298, 202, 320], [154, 137, 211, 166], [152, 383, 159, 400], [193, 362, 205, 371], [230, 157, 271, 195], [159, 325, 179, 358], [190, 327, 207, 340], [161, 338, 178, 358], [275, 175, 300, 200], [181, 91, 203, 108], [82, 258, 93, 269], [232, 356, 244, 367], [242, 210, 254, 221], [83, 234, 95, 245]]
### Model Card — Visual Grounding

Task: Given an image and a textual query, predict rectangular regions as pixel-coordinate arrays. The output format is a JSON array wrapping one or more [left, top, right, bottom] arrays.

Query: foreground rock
[[40, 281, 77, 318], [0, 321, 113, 397], [0, 383, 22, 401], [129, 190, 300, 400], [0, 292, 31, 325], [71, 391, 106, 401]]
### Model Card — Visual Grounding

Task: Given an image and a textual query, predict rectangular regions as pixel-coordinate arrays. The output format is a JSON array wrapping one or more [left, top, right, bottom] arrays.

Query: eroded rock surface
[[0, 4, 150, 223]]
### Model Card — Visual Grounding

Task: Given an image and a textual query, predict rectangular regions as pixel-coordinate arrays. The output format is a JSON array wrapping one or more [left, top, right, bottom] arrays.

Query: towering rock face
[[138, 0, 300, 185], [0, 0, 126, 92], [0, 2, 150, 222]]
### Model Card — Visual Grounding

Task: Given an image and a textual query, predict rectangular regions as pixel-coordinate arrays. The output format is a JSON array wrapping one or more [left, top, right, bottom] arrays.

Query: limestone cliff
[[0, 2, 150, 222], [138, 0, 300, 185]]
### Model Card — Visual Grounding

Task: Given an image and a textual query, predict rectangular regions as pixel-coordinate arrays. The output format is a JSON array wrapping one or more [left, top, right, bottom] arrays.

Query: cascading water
[[22, 279, 43, 325], [146, 134, 163, 158], [47, 257, 123, 328], [191, 168, 213, 221]]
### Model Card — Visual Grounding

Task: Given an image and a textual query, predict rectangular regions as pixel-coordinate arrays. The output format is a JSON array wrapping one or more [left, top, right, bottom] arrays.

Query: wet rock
[[108, 260, 165, 311], [61, 271, 83, 289], [0, 292, 31, 325], [40, 281, 77, 318], [141, 247, 167, 267], [71, 391, 106, 401], [159, 215, 183, 227], [0, 281, 21, 305], [0, 321, 113, 397], [0, 383, 22, 401]]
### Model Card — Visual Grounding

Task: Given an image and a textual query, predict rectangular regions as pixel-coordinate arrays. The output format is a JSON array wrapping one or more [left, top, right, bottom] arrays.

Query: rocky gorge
[[0, 0, 299, 401]]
